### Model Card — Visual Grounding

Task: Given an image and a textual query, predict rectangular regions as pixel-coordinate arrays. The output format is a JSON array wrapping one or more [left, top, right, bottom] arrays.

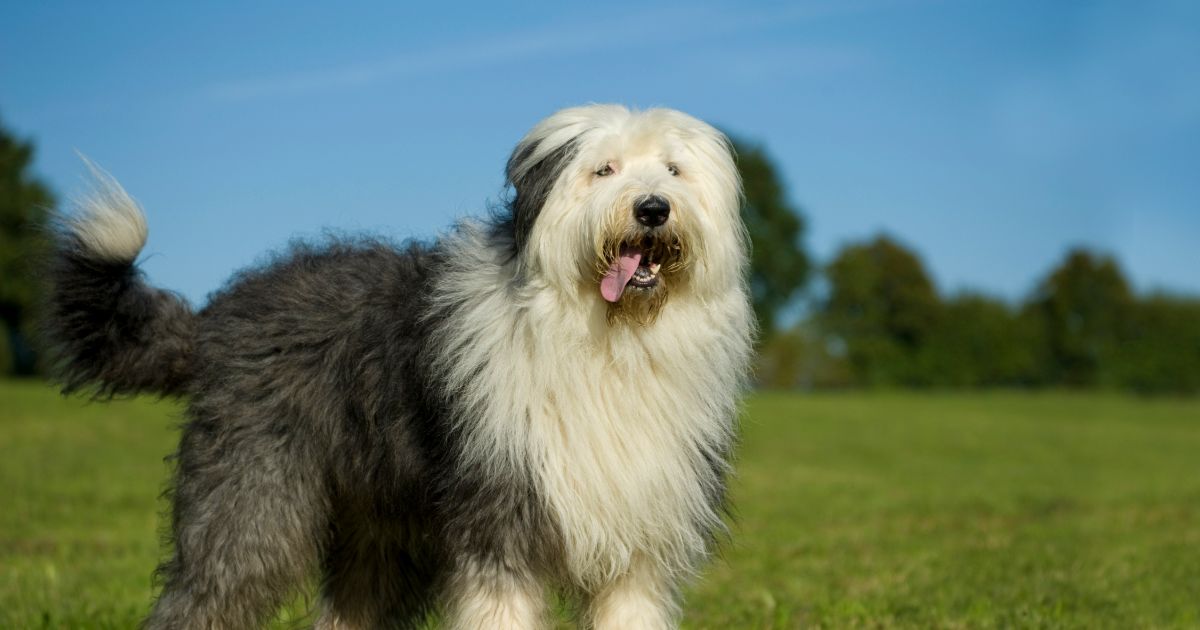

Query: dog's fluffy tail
[[44, 162, 196, 397]]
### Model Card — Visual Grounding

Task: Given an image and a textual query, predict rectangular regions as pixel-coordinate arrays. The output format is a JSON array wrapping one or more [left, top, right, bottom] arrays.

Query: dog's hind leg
[[144, 404, 331, 630], [315, 517, 436, 630]]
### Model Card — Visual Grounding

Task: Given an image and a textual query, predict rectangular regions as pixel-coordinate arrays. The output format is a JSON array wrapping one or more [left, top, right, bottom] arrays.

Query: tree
[[1113, 293, 1200, 394], [1029, 249, 1134, 387], [729, 137, 810, 339], [917, 292, 1044, 387], [820, 235, 940, 386], [0, 118, 55, 376]]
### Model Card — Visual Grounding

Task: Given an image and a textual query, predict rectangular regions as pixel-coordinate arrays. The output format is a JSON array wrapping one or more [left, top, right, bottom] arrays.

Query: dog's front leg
[[586, 554, 678, 630], [443, 557, 547, 630]]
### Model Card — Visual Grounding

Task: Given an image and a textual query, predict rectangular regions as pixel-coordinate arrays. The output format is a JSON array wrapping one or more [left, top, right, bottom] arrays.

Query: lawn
[[2, 380, 1198, 628]]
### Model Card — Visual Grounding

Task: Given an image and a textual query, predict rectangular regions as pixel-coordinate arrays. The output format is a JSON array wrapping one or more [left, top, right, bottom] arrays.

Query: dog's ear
[[505, 139, 577, 253]]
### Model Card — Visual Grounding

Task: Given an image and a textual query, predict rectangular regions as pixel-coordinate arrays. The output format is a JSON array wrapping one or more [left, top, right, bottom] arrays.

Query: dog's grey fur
[[45, 105, 752, 629]]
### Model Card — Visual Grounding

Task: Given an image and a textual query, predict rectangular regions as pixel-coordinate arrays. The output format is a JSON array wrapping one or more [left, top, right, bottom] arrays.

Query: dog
[[46, 105, 753, 629]]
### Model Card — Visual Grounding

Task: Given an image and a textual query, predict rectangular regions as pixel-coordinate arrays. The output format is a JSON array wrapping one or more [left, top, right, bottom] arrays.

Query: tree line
[[3, 119, 1198, 392], [733, 138, 1200, 395], [756, 237, 1200, 394]]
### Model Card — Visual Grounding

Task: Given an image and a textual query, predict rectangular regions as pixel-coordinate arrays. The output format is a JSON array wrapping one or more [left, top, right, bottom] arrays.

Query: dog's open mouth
[[600, 238, 676, 303]]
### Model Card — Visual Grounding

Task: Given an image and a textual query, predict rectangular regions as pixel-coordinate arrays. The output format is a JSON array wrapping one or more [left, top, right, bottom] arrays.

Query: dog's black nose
[[635, 196, 670, 227]]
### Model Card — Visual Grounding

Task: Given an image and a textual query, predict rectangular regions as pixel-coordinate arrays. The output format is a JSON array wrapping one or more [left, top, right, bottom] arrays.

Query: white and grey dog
[[46, 104, 754, 629]]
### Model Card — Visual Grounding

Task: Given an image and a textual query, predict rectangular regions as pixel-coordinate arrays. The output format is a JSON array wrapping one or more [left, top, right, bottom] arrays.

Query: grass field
[[2, 380, 1199, 628]]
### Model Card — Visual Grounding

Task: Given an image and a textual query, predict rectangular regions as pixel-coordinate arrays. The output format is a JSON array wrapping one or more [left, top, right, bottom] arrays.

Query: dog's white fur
[[431, 106, 753, 608], [70, 158, 148, 263], [444, 558, 549, 630]]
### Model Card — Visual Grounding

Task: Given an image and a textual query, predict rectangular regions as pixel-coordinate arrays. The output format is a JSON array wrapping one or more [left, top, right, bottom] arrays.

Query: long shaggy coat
[[45, 105, 753, 629]]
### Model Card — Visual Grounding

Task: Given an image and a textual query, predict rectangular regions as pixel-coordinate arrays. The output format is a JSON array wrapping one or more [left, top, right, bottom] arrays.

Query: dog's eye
[[595, 164, 615, 177], [666, 163, 680, 176]]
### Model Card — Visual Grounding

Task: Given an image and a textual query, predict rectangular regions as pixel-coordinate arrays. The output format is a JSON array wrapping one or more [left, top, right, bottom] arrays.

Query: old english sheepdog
[[46, 105, 753, 629]]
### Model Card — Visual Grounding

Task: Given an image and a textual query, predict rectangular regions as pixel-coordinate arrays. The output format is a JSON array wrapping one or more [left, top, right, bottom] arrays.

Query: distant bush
[[1114, 295, 1200, 394], [0, 320, 12, 376], [764, 240, 1200, 394], [756, 324, 854, 390], [915, 293, 1045, 388]]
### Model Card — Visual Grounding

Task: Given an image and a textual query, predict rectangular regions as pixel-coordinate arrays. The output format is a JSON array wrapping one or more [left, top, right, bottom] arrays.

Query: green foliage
[[0, 319, 12, 376], [1029, 249, 1134, 387], [5, 381, 1200, 628], [0, 118, 55, 376], [799, 239, 1200, 393], [820, 234, 940, 386], [729, 137, 810, 339], [1114, 294, 1200, 394], [916, 293, 1045, 388]]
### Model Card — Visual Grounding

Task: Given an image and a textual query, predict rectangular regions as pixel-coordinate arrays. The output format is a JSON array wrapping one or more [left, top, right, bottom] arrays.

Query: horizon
[[3, 0, 1198, 306]]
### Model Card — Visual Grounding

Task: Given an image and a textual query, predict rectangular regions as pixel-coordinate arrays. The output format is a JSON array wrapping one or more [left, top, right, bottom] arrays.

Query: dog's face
[[505, 105, 746, 324]]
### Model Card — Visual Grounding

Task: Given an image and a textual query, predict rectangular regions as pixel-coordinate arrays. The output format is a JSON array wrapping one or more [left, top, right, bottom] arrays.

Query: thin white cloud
[[206, 14, 666, 102], [204, 0, 918, 103]]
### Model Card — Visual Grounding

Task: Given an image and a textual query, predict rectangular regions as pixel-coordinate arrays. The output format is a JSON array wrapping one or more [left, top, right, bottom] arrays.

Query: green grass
[[2, 381, 1199, 628]]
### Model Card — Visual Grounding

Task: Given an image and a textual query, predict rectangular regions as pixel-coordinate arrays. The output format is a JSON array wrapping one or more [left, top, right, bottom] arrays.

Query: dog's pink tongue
[[600, 247, 642, 303]]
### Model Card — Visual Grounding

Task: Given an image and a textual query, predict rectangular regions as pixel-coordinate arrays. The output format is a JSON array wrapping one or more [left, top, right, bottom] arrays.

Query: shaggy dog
[[46, 105, 753, 629]]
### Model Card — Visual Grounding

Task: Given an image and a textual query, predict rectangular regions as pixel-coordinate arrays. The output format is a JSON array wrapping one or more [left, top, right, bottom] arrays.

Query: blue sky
[[3, 0, 1198, 305]]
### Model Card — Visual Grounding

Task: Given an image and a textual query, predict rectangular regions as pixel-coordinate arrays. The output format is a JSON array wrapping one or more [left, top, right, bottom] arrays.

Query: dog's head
[[503, 105, 746, 324]]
